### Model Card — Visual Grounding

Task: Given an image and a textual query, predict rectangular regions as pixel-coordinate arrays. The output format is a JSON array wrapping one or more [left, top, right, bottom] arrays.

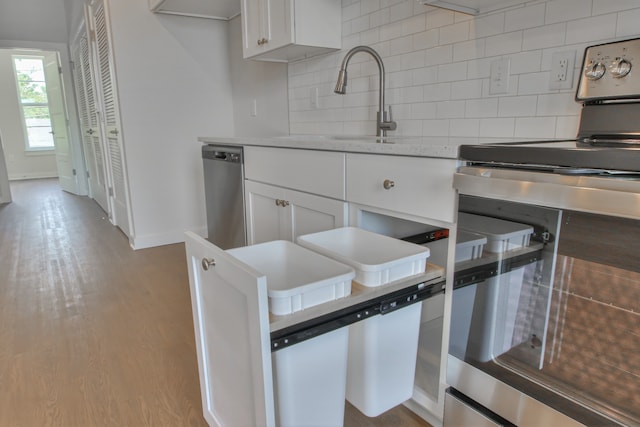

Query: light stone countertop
[[197, 135, 528, 159]]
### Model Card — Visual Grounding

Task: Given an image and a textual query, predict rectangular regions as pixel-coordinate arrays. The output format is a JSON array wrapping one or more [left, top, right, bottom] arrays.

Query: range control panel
[[576, 37, 640, 102]]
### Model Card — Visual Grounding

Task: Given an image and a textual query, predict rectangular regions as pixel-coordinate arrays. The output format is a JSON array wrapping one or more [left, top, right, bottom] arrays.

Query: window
[[12, 55, 55, 151]]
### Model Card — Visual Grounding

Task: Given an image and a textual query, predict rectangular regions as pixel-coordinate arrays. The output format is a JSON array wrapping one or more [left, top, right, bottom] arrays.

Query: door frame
[[0, 39, 88, 196]]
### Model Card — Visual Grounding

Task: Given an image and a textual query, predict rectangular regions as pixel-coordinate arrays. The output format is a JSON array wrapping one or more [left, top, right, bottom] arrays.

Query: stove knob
[[584, 61, 606, 80], [609, 57, 632, 78]]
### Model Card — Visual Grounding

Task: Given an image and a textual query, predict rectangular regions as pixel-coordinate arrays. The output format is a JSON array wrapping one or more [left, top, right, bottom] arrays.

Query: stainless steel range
[[448, 38, 640, 427]]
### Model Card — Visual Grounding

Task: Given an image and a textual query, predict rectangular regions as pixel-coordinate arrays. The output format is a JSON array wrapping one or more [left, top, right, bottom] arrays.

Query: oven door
[[448, 167, 640, 427]]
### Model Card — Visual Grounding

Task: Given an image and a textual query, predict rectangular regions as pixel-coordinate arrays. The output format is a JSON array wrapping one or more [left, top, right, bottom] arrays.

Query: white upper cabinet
[[241, 0, 341, 62], [149, 0, 240, 20], [419, 0, 528, 15]]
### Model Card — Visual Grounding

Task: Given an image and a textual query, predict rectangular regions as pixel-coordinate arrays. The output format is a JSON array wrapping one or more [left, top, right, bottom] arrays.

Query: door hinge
[[87, 171, 90, 178], [108, 187, 114, 197], [58, 66, 63, 74], [73, 169, 77, 176]]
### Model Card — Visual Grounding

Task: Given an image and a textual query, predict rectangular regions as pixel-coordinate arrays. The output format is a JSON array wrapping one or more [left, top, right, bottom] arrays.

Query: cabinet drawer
[[346, 154, 457, 223], [245, 146, 345, 199]]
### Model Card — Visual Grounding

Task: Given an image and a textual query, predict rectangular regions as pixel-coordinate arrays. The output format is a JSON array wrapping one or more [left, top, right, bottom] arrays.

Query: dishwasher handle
[[202, 145, 243, 164]]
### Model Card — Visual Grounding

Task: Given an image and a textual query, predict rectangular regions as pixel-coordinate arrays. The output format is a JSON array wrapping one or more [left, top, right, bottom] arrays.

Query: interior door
[[72, 33, 109, 212], [43, 51, 77, 194], [91, 0, 131, 236], [0, 132, 11, 204], [184, 232, 276, 427]]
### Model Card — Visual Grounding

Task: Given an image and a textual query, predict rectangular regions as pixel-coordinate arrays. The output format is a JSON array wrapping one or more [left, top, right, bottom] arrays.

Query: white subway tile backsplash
[[426, 8, 455, 29], [505, 3, 545, 32], [465, 98, 498, 117], [424, 82, 452, 101], [545, 0, 591, 24], [389, 35, 415, 55], [288, 0, 640, 139], [522, 23, 567, 50], [566, 14, 617, 44], [537, 93, 581, 116], [343, 2, 361, 21], [515, 117, 557, 138], [479, 118, 515, 137], [411, 102, 437, 119], [453, 39, 486, 62], [517, 72, 549, 95], [471, 13, 505, 38], [616, 8, 640, 38], [452, 79, 484, 100], [402, 15, 427, 35], [440, 21, 471, 45], [436, 100, 466, 118], [485, 31, 524, 56], [352, 15, 371, 33], [450, 118, 480, 136], [438, 62, 468, 82], [498, 95, 537, 117], [370, 8, 390, 28], [380, 20, 405, 41], [425, 45, 453, 67], [592, 0, 639, 15], [509, 51, 543, 74], [422, 119, 450, 136], [467, 57, 493, 79], [361, 0, 381, 15], [555, 115, 580, 138], [413, 28, 439, 50], [389, 0, 415, 22]]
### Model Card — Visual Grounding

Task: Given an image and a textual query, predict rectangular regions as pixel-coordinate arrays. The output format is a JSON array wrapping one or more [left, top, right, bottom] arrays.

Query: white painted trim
[[9, 172, 58, 181], [130, 226, 207, 250]]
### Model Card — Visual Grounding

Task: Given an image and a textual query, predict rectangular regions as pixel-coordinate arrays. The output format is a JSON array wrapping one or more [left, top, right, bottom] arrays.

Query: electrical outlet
[[549, 51, 575, 90], [490, 58, 510, 95]]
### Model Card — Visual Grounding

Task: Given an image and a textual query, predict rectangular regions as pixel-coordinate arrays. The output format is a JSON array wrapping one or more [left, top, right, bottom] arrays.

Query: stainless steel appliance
[[447, 38, 640, 426], [202, 144, 246, 249]]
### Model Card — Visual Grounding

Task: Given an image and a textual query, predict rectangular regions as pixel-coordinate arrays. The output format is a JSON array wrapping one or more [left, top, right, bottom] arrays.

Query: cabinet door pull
[[383, 179, 395, 190], [201, 258, 216, 271]]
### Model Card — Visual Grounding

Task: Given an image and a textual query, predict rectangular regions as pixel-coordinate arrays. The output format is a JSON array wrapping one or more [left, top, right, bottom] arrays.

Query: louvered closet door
[[72, 33, 109, 213], [91, 0, 131, 237]]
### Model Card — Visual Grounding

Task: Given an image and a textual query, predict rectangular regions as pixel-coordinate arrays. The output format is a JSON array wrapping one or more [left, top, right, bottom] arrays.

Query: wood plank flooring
[[0, 179, 432, 427]]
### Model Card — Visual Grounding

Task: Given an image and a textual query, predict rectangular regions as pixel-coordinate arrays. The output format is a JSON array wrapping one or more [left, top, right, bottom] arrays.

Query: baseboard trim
[[9, 173, 58, 181], [130, 226, 207, 250]]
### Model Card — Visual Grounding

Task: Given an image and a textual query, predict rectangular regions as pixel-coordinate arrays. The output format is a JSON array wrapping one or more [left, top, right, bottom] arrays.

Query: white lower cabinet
[[245, 180, 348, 244], [185, 231, 276, 426]]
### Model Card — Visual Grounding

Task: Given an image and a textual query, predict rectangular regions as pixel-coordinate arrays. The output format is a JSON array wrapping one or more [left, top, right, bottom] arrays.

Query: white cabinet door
[[245, 180, 347, 244], [241, 0, 264, 58], [241, 0, 341, 61], [245, 180, 287, 245], [289, 189, 348, 241], [184, 232, 275, 427]]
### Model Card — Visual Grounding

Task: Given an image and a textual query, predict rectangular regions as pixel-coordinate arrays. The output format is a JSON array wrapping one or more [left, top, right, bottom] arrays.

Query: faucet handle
[[381, 105, 397, 131]]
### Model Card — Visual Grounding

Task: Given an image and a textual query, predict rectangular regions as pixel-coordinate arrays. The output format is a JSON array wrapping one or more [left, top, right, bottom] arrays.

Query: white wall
[[288, 0, 640, 139], [0, 49, 59, 180], [0, 0, 69, 43], [227, 16, 290, 137], [105, 0, 236, 248]]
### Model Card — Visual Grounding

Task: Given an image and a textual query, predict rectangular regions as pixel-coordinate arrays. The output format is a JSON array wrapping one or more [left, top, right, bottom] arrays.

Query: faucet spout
[[334, 46, 397, 137]]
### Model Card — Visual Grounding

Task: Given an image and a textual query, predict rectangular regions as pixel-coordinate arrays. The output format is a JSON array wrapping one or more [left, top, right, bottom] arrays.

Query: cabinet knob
[[257, 38, 268, 46], [201, 258, 216, 271], [282, 200, 289, 207], [383, 179, 395, 190]]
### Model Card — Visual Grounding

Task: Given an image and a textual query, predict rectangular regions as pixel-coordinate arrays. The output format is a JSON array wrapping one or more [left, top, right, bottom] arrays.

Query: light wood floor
[[0, 179, 432, 427]]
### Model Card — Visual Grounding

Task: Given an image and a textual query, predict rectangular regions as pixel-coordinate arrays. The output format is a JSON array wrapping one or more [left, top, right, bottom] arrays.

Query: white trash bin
[[297, 227, 430, 417], [227, 240, 355, 426]]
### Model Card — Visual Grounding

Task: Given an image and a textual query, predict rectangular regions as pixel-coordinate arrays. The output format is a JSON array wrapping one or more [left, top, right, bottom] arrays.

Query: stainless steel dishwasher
[[202, 144, 246, 249]]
